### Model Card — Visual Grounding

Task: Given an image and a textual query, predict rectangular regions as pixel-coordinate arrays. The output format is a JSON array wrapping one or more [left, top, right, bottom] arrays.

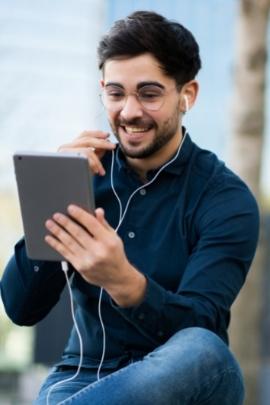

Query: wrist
[[106, 263, 147, 308]]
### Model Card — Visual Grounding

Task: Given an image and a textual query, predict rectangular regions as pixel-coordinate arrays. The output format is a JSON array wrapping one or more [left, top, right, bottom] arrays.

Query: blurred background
[[0, 0, 269, 404]]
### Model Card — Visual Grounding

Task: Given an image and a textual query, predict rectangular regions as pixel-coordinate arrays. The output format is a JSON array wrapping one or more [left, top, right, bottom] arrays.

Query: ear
[[180, 80, 199, 113], [100, 79, 105, 89]]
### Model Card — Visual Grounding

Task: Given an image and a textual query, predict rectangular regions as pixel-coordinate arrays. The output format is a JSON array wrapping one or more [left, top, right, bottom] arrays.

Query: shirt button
[[157, 330, 164, 337], [140, 188, 146, 195], [138, 313, 145, 320], [33, 265, 40, 272], [128, 231, 135, 239]]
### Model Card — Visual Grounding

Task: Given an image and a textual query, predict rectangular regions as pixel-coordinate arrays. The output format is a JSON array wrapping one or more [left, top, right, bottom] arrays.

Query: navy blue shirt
[[0, 133, 259, 368]]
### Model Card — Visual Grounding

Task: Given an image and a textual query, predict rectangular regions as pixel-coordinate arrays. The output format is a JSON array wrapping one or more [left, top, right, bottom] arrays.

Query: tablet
[[13, 151, 95, 261]]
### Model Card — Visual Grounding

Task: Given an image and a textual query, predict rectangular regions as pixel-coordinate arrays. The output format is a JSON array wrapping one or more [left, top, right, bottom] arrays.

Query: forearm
[[1, 238, 68, 325], [111, 275, 229, 346]]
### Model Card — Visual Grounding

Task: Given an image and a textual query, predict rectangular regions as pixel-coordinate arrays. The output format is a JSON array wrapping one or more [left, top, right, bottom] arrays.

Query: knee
[[176, 328, 244, 403], [173, 327, 235, 361], [153, 327, 243, 378], [144, 328, 244, 404], [174, 326, 226, 355]]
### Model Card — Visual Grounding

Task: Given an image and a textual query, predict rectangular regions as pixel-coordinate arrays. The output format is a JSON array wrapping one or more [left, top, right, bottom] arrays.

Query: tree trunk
[[228, 1, 270, 404]]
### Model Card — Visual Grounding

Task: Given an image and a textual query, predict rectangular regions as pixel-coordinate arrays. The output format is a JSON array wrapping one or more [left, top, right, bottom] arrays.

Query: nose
[[120, 94, 144, 121]]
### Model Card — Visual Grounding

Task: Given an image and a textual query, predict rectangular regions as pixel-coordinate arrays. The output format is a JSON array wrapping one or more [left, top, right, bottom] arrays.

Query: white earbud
[[184, 95, 189, 112]]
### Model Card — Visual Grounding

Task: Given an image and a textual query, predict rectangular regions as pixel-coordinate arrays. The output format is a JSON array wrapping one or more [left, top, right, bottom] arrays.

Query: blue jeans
[[35, 327, 244, 404]]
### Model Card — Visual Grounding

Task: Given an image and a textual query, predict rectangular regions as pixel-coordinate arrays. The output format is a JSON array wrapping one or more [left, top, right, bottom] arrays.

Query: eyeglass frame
[[100, 82, 181, 112]]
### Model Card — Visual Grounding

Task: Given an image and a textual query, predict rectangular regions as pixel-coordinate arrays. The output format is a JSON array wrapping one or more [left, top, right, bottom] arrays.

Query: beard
[[109, 104, 181, 159]]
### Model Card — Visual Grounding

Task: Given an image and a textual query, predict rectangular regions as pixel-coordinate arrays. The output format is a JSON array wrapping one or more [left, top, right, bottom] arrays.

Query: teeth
[[125, 126, 149, 134]]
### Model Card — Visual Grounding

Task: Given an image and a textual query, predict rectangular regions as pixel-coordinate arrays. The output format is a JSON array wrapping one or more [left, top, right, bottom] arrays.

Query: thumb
[[95, 208, 111, 230]]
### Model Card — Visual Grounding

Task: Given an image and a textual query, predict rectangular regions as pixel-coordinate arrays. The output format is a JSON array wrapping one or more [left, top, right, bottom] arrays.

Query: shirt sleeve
[[0, 238, 70, 326], [110, 181, 260, 345]]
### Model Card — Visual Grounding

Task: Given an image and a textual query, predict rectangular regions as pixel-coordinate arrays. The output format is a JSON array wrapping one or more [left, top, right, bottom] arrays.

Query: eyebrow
[[105, 82, 124, 89], [104, 81, 165, 90], [137, 81, 165, 90]]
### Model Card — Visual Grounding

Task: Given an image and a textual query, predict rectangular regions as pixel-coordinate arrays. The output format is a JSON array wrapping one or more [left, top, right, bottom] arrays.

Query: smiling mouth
[[121, 125, 153, 134]]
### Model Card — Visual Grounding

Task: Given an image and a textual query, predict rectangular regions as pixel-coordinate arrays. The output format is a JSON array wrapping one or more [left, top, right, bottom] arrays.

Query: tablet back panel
[[13, 152, 95, 261]]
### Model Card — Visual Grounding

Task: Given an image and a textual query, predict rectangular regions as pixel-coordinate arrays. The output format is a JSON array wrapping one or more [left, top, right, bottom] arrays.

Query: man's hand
[[45, 205, 147, 307], [58, 131, 116, 176]]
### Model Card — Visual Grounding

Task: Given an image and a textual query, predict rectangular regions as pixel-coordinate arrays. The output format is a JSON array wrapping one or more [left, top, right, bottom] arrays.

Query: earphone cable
[[46, 261, 84, 405]]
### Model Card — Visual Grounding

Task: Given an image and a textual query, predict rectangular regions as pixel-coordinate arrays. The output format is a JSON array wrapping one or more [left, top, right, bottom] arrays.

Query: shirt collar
[[115, 129, 194, 177]]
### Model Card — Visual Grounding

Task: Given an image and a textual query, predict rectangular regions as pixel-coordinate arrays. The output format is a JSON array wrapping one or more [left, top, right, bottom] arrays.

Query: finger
[[78, 130, 110, 140], [75, 135, 115, 154], [57, 147, 106, 176], [45, 218, 86, 254], [86, 150, 106, 175], [67, 205, 110, 239], [44, 234, 86, 272], [70, 138, 115, 150], [86, 140, 116, 160], [51, 212, 95, 248], [45, 234, 74, 262], [95, 208, 111, 230], [59, 139, 115, 154]]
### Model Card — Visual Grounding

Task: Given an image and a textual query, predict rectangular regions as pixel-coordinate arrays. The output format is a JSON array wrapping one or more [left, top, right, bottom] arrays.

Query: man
[[1, 10, 259, 404]]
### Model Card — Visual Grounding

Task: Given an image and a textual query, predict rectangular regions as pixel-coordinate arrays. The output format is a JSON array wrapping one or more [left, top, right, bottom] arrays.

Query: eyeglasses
[[100, 84, 177, 112]]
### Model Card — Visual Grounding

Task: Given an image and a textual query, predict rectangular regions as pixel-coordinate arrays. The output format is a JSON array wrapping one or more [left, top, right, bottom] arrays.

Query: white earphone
[[184, 95, 189, 112]]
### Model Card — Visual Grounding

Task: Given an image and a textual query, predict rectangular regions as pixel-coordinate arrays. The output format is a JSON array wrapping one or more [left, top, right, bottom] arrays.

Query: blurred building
[[0, 0, 105, 191], [0, 0, 105, 402]]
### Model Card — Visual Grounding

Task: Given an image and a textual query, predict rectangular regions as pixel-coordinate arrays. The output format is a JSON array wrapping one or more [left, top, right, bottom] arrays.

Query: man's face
[[101, 53, 182, 160]]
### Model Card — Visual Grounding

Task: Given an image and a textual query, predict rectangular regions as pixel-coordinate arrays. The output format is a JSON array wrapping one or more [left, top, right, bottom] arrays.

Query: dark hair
[[97, 10, 201, 86]]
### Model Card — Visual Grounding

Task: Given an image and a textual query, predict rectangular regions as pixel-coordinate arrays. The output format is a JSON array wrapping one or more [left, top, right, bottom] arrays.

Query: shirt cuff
[[110, 275, 167, 344]]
